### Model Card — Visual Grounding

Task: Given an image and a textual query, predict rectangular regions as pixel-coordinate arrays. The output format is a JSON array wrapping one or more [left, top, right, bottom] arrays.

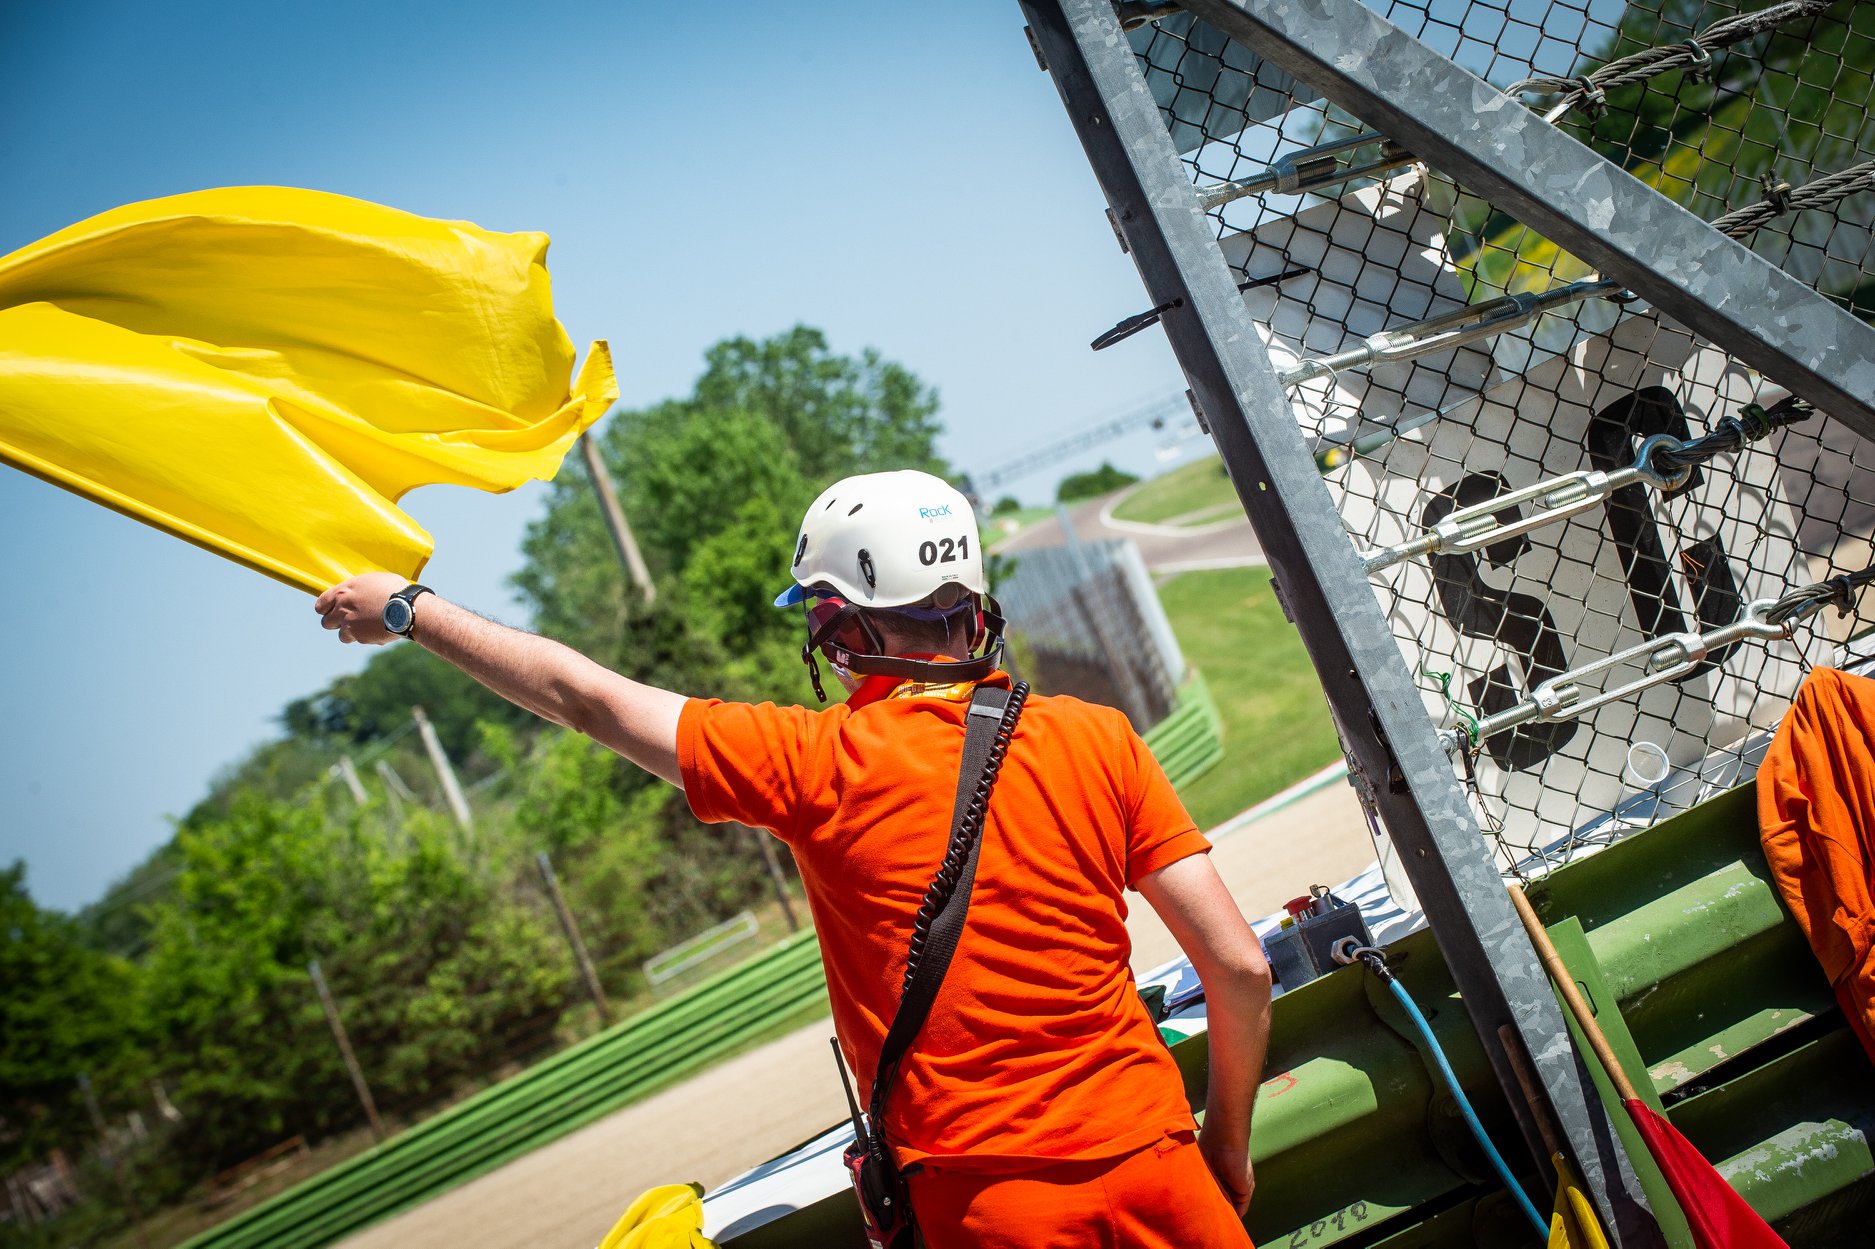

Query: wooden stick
[[1507, 885, 1642, 1104], [1496, 1022, 1566, 1163]]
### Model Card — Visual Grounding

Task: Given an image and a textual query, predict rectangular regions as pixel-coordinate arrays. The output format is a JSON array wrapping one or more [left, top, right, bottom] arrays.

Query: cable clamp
[[1573, 75, 1607, 118], [1759, 170, 1795, 217], [1679, 38, 1713, 82], [1829, 574, 1859, 618], [1734, 404, 1771, 442]]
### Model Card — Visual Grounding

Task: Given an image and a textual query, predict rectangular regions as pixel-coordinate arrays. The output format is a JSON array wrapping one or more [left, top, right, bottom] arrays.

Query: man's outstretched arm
[[1137, 853, 1272, 1216], [315, 573, 686, 787]]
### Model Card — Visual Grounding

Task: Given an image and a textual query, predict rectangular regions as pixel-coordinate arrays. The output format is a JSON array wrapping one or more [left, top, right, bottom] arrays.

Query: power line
[[970, 392, 1193, 491]]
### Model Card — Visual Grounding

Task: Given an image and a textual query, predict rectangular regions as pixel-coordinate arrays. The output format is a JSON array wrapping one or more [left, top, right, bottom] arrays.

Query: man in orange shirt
[[316, 469, 1271, 1248]]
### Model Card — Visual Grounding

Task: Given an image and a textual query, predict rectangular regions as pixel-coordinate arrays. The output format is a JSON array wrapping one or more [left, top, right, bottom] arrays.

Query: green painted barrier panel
[[184, 929, 831, 1249], [1143, 668, 1224, 790]]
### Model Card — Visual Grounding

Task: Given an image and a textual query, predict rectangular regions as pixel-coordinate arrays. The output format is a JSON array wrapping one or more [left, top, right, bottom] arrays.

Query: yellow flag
[[0, 187, 616, 593], [599, 1182, 714, 1249], [1548, 1151, 1611, 1249]]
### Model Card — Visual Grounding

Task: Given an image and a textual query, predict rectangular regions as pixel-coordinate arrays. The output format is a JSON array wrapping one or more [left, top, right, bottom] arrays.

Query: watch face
[[384, 597, 413, 634]]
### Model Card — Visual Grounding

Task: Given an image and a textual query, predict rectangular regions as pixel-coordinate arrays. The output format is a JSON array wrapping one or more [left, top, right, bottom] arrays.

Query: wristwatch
[[382, 584, 434, 639]]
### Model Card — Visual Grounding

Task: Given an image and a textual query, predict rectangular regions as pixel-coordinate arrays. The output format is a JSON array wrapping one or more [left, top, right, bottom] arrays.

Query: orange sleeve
[[1122, 718, 1210, 887], [677, 697, 826, 842]]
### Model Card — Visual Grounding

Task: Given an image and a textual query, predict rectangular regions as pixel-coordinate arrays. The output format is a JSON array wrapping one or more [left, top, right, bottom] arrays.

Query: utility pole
[[535, 853, 612, 1026], [578, 434, 656, 604], [410, 706, 473, 833], [77, 1074, 150, 1249], [307, 961, 385, 1143], [745, 826, 801, 933]]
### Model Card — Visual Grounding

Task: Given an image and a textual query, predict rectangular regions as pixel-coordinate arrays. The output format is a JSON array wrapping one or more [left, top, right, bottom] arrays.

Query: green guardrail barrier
[[1143, 668, 1224, 791], [184, 928, 831, 1249]]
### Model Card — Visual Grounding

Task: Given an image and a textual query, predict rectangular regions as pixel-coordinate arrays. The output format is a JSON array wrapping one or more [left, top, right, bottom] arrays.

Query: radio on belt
[[1262, 885, 1372, 990]]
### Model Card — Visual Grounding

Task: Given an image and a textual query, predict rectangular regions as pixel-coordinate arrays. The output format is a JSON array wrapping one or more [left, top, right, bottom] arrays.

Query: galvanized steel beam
[[1016, 0, 1654, 1242], [1177, 0, 1875, 443]]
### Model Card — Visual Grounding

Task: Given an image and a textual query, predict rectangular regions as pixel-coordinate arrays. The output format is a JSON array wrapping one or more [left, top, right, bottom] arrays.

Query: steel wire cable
[[1508, 0, 1831, 117], [1648, 394, 1814, 473], [1766, 566, 1875, 627], [1710, 162, 1875, 240]]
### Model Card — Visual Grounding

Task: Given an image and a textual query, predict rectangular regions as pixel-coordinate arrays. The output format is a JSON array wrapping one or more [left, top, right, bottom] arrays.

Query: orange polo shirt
[[677, 672, 1208, 1171]]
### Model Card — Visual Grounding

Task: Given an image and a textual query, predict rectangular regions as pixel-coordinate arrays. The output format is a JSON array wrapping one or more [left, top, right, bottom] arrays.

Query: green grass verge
[[1157, 566, 1341, 830], [1110, 455, 1240, 527], [985, 505, 1055, 547]]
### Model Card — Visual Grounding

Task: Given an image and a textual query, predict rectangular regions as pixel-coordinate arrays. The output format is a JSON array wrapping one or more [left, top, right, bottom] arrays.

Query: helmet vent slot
[[848, 503, 864, 516]]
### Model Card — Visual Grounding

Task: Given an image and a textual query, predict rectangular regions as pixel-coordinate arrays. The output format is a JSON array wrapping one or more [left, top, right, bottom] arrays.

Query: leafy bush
[[1055, 461, 1139, 503]]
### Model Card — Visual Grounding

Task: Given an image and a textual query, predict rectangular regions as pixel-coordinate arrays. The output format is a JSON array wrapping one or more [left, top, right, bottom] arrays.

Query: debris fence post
[[578, 432, 656, 604], [307, 960, 386, 1143], [745, 825, 802, 934], [411, 705, 473, 833], [77, 1073, 150, 1249], [374, 759, 412, 822], [535, 851, 613, 1027], [333, 755, 368, 805]]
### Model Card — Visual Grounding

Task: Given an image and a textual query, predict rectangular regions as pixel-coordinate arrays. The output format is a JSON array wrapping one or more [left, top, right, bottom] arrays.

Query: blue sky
[[0, 1, 1200, 911]]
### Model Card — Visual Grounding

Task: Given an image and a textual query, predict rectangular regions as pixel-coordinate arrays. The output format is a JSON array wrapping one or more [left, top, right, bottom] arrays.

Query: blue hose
[[1379, 969, 1549, 1239]]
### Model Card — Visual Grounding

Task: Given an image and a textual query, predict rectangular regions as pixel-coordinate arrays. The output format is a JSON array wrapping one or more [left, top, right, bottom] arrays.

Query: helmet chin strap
[[800, 596, 1009, 704]]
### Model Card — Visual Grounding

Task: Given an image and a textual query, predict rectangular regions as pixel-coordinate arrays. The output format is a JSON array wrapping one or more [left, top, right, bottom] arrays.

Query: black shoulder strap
[[867, 682, 1026, 1128]]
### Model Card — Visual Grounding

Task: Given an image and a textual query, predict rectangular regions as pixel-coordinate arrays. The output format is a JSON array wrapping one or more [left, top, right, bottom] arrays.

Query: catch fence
[[1123, 0, 1875, 873], [996, 534, 1188, 730]]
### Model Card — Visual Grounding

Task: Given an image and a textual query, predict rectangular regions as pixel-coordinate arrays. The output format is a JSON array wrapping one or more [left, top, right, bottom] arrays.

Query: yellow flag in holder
[[0, 187, 615, 594]]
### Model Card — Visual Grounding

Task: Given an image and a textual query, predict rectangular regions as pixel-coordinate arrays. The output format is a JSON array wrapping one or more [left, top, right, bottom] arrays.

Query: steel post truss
[[1017, 0, 1658, 1242]]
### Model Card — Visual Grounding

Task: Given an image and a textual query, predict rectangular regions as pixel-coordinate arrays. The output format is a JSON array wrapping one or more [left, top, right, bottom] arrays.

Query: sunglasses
[[804, 594, 867, 658]]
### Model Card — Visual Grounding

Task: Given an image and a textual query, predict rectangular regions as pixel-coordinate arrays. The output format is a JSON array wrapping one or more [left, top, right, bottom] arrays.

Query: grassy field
[[1157, 565, 1341, 830], [1110, 455, 1242, 527]]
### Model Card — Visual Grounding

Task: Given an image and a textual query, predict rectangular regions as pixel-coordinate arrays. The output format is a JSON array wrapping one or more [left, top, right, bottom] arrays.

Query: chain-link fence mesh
[[997, 536, 1187, 729], [1126, 0, 1875, 872]]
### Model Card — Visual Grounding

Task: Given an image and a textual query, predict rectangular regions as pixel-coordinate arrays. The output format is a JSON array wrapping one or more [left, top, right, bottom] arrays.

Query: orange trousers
[[905, 1130, 1254, 1249]]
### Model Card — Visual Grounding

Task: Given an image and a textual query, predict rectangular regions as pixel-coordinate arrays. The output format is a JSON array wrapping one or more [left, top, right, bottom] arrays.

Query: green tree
[[514, 325, 950, 695], [690, 326, 946, 481], [1, 864, 145, 1172], [138, 795, 569, 1172], [1056, 461, 1140, 503]]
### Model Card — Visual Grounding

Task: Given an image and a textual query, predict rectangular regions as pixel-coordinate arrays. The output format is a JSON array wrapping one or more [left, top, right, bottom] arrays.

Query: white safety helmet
[[773, 470, 986, 609], [774, 470, 1006, 701]]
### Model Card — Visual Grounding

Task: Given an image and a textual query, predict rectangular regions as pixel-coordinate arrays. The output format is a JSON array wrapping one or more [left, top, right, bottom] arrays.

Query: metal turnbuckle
[[1441, 599, 1794, 753], [1361, 434, 1687, 574], [1277, 279, 1624, 390], [1360, 394, 1812, 574], [1197, 132, 1415, 210]]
